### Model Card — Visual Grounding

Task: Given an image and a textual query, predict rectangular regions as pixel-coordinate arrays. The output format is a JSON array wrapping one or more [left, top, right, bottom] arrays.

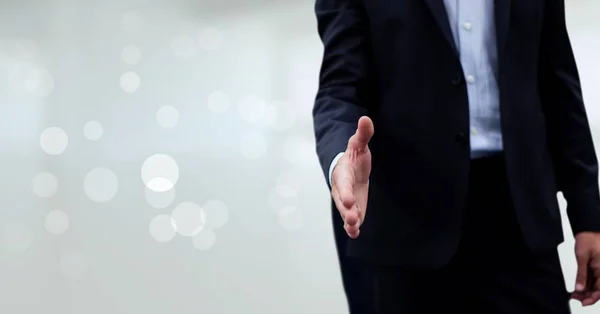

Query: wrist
[[328, 152, 345, 186]]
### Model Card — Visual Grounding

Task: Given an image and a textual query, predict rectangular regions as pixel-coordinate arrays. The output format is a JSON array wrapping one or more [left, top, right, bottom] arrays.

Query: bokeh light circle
[[83, 167, 119, 202], [278, 210, 304, 230], [171, 202, 206, 237], [83, 121, 103, 141], [156, 106, 179, 128], [192, 228, 216, 250], [283, 136, 316, 167], [40, 126, 68, 155], [121, 44, 141, 65], [120, 71, 140, 93], [32, 172, 58, 198], [8, 62, 54, 97], [171, 35, 197, 60], [264, 100, 296, 131], [207, 90, 230, 114], [45, 210, 70, 235], [268, 172, 301, 214], [198, 27, 223, 51], [122, 11, 145, 33], [1, 222, 33, 253], [144, 185, 176, 209], [141, 154, 179, 192], [238, 94, 266, 122], [149, 214, 177, 243]]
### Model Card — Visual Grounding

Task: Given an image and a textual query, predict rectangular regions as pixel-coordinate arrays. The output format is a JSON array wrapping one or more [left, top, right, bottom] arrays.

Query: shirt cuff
[[328, 152, 345, 186]]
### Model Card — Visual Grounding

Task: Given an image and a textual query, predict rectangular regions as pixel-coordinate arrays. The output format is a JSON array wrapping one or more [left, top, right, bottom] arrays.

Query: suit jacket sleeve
[[539, 0, 600, 234], [313, 0, 372, 187]]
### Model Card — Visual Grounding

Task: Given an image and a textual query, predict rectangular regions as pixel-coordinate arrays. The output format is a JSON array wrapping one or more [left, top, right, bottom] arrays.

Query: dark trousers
[[353, 155, 571, 313]]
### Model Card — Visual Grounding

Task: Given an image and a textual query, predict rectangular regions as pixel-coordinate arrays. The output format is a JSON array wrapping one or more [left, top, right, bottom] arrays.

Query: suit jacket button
[[452, 76, 463, 86], [455, 132, 467, 145]]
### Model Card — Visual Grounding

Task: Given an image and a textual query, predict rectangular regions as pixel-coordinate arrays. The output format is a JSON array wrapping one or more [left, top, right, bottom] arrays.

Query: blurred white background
[[0, 0, 598, 313]]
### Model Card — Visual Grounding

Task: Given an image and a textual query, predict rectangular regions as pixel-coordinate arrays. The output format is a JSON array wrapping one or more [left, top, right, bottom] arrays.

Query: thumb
[[575, 249, 590, 292], [347, 116, 374, 152]]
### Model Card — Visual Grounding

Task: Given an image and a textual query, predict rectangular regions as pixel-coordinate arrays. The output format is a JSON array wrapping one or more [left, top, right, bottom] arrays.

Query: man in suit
[[313, 0, 600, 313]]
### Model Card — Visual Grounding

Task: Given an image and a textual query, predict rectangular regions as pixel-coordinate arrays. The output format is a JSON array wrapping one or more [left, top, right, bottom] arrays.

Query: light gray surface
[[0, 0, 599, 313]]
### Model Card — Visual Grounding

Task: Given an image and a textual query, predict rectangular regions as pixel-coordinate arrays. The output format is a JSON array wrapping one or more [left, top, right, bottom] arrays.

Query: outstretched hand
[[331, 116, 374, 238]]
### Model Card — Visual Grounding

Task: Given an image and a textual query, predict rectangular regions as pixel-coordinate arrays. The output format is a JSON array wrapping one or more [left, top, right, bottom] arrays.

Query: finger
[[333, 165, 356, 209], [347, 116, 374, 152], [344, 222, 360, 239], [332, 193, 360, 233], [571, 291, 586, 302], [586, 266, 600, 306], [581, 291, 600, 306], [357, 205, 365, 225], [334, 171, 360, 227], [343, 204, 360, 229], [592, 260, 600, 291], [331, 188, 345, 219], [356, 116, 374, 145], [333, 192, 360, 238], [338, 178, 356, 210], [341, 201, 361, 235], [332, 188, 359, 226], [575, 250, 590, 292]]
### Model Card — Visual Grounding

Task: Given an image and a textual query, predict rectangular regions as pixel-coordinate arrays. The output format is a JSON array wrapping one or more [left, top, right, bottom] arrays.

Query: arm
[[539, 0, 600, 234], [313, 0, 372, 188]]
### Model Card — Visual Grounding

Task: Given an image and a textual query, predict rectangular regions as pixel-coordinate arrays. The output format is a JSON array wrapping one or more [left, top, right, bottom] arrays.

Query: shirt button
[[463, 22, 472, 31], [466, 75, 475, 84], [471, 127, 478, 135]]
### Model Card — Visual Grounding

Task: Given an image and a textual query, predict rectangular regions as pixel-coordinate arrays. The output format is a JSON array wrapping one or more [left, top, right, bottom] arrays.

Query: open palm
[[331, 116, 374, 238]]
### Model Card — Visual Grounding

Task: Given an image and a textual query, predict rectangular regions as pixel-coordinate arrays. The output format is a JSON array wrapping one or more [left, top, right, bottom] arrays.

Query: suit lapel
[[494, 0, 511, 55], [423, 0, 458, 56]]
